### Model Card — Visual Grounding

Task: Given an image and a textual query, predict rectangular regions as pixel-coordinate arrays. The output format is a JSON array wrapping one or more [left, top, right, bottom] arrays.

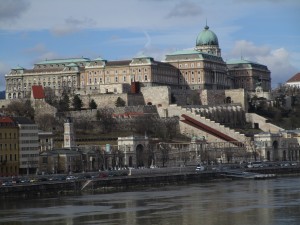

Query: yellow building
[[0, 117, 19, 177]]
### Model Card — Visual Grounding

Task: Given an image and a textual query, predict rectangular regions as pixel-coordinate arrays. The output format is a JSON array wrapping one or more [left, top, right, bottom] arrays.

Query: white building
[[286, 72, 300, 88], [254, 130, 300, 161], [13, 117, 39, 175]]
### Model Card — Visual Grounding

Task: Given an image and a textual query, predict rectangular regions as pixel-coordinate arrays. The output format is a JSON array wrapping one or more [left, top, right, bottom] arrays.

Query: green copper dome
[[196, 25, 219, 46]]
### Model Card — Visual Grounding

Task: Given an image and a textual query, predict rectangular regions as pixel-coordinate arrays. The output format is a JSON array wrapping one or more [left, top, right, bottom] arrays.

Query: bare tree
[[96, 107, 115, 133], [4, 99, 35, 119], [73, 115, 95, 133], [35, 113, 57, 131], [158, 143, 170, 167]]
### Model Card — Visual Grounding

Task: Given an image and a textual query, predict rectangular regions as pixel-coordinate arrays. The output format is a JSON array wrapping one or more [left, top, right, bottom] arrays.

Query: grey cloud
[[65, 17, 97, 27], [0, 62, 10, 91], [51, 17, 97, 37], [0, 0, 30, 21], [167, 1, 202, 18]]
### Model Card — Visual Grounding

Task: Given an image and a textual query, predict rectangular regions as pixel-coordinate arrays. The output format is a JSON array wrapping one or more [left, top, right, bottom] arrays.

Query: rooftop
[[35, 58, 91, 65], [286, 73, 300, 83], [32, 85, 45, 99]]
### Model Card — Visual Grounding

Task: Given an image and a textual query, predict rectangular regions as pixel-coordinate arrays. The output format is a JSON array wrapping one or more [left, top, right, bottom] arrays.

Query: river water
[[1, 177, 300, 225]]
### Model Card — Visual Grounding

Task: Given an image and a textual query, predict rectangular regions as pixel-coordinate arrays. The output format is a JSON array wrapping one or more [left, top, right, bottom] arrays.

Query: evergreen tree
[[115, 97, 126, 107], [89, 99, 97, 109], [73, 94, 83, 111], [58, 92, 70, 112]]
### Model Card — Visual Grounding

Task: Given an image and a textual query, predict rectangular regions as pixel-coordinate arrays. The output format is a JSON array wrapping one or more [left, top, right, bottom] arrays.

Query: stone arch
[[273, 140, 279, 161], [136, 144, 144, 167], [283, 150, 287, 161], [147, 102, 152, 105], [129, 156, 133, 168], [225, 97, 231, 103], [267, 151, 271, 161]]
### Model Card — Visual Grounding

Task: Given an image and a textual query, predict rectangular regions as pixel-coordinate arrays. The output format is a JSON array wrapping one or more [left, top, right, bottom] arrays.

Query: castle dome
[[196, 25, 219, 47]]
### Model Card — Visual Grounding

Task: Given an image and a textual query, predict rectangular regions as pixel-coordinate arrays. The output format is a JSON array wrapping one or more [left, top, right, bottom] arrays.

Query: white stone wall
[[246, 113, 284, 133], [140, 86, 171, 107]]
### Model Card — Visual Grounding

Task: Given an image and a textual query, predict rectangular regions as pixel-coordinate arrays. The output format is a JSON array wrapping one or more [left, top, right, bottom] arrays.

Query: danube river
[[1, 177, 300, 225]]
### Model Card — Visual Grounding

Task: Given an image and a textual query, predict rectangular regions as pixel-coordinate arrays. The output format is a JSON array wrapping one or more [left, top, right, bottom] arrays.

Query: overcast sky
[[0, 0, 299, 91]]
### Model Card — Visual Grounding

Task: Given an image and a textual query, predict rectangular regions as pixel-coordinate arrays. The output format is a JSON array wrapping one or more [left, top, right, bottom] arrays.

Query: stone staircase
[[165, 104, 250, 145]]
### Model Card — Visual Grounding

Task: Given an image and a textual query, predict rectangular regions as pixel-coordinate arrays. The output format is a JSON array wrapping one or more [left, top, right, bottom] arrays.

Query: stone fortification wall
[[201, 90, 225, 106], [140, 86, 170, 107], [33, 99, 57, 116], [200, 89, 247, 110], [0, 99, 11, 108], [113, 105, 158, 115], [67, 105, 158, 120], [225, 89, 247, 111], [246, 113, 284, 133], [0, 99, 57, 117], [79, 93, 145, 108], [165, 105, 248, 143], [171, 89, 203, 106]]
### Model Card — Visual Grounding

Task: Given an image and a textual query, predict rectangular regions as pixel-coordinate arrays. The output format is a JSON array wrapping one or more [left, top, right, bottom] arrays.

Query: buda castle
[[5, 25, 271, 103]]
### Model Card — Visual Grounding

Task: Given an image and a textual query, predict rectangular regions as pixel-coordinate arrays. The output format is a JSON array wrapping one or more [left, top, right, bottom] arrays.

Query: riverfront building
[[254, 130, 300, 161], [0, 117, 19, 177], [4, 24, 271, 100], [13, 117, 39, 175]]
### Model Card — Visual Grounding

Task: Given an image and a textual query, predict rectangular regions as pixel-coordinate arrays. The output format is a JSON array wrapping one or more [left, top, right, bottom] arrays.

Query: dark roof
[[286, 73, 300, 83], [106, 60, 131, 66], [32, 85, 45, 99], [12, 117, 35, 124]]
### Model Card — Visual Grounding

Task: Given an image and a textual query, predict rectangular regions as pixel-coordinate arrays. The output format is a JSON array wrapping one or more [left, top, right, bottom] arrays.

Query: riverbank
[[1, 166, 300, 200]]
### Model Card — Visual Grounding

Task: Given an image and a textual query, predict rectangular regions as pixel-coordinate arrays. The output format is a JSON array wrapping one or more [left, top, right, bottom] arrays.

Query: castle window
[[115, 76, 118, 82]]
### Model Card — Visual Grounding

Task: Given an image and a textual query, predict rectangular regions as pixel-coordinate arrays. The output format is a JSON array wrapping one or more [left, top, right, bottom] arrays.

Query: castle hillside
[[2, 24, 287, 177]]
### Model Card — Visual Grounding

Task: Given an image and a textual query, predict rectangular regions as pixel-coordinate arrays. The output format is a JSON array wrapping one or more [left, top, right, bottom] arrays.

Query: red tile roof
[[0, 117, 14, 123], [32, 85, 45, 99], [287, 73, 300, 83], [0, 116, 14, 125]]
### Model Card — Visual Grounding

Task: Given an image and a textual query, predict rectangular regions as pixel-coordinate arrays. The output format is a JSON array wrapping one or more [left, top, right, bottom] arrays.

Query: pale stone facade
[[227, 59, 271, 92], [254, 130, 300, 161]]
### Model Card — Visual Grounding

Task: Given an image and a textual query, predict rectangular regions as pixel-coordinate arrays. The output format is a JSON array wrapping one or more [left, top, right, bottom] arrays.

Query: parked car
[[247, 161, 264, 168], [195, 165, 205, 172], [66, 175, 77, 181]]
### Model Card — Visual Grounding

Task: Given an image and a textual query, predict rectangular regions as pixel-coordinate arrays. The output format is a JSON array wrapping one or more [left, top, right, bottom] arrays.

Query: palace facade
[[4, 25, 271, 100]]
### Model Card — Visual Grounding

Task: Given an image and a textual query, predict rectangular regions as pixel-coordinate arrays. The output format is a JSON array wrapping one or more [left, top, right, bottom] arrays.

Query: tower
[[64, 117, 75, 148]]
